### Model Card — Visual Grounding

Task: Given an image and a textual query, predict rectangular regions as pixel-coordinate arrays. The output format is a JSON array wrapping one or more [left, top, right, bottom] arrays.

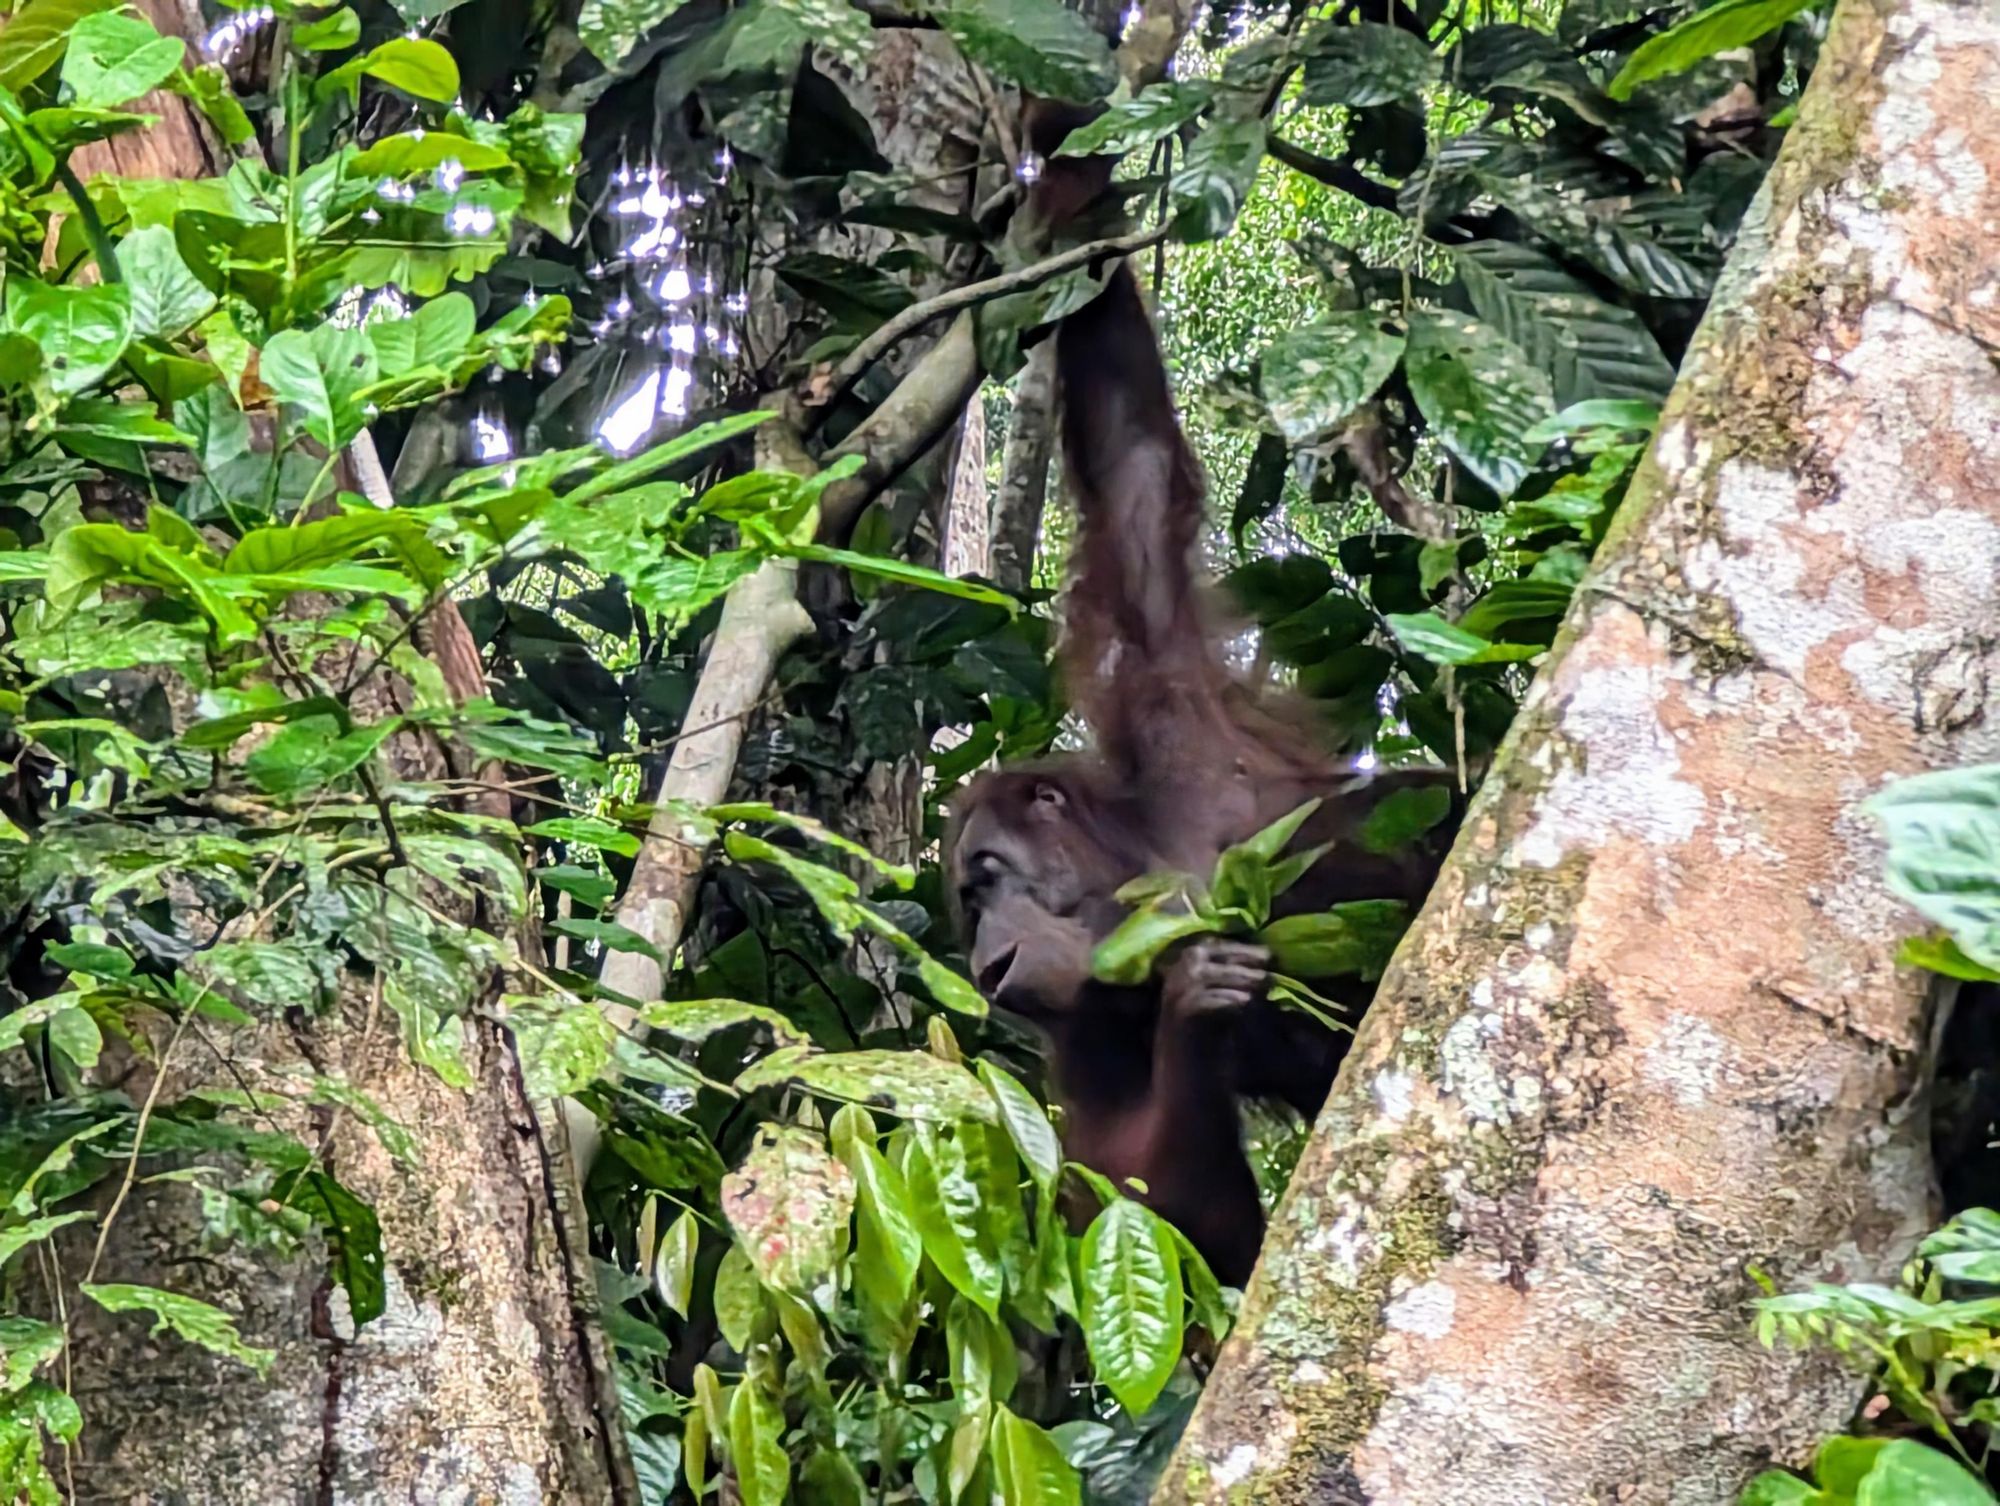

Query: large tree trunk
[[50, 10, 635, 1501], [1161, 0, 2000, 1500]]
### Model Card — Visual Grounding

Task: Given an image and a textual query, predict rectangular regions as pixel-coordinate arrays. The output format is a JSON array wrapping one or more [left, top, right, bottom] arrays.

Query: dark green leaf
[[1169, 119, 1266, 242], [936, 0, 1117, 103], [1404, 307, 1554, 493], [1358, 785, 1454, 856], [1079, 1199, 1182, 1415], [1451, 241, 1675, 408], [1258, 314, 1404, 443], [268, 1169, 386, 1325], [1260, 901, 1412, 980], [1299, 21, 1438, 106]]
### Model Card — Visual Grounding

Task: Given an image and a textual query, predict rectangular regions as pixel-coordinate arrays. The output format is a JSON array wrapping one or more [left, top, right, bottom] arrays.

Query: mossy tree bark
[[1160, 0, 2000, 1500]]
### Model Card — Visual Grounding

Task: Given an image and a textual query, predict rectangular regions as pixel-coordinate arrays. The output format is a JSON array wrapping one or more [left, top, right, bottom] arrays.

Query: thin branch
[[1267, 136, 1400, 213], [823, 224, 1170, 414]]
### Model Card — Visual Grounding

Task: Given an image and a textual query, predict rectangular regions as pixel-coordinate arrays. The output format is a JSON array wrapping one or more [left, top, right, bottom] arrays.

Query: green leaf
[[243, 714, 400, 796], [1298, 20, 1438, 106], [577, 0, 693, 66], [1816, 1437, 1891, 1495], [0, 1317, 65, 1394], [1854, 1440, 1994, 1506], [1260, 901, 1412, 981], [1404, 308, 1554, 493], [1899, 935, 2000, 982], [81, 1283, 274, 1372], [60, 10, 183, 108], [651, 1206, 698, 1316], [321, 36, 461, 104], [260, 326, 378, 450], [905, 1128, 1005, 1314], [830, 1105, 923, 1311], [367, 291, 478, 378], [1521, 398, 1661, 446], [1169, 119, 1267, 243], [47, 1006, 101, 1072], [506, 995, 617, 1098], [0, 0, 118, 92], [785, 545, 1017, 609], [721, 1124, 855, 1295], [1055, 82, 1211, 157], [1868, 765, 2000, 972], [1079, 1199, 1182, 1415], [525, 815, 642, 859], [1736, 1472, 1822, 1506], [0, 1211, 93, 1269], [728, 1382, 791, 1506], [1609, 0, 1823, 98], [989, 1407, 1082, 1506], [1385, 611, 1541, 666], [1359, 785, 1454, 856], [1451, 241, 1675, 409], [168, 63, 254, 146], [7, 280, 132, 396], [1257, 315, 1404, 444], [1092, 908, 1217, 987], [268, 1169, 386, 1325], [936, 0, 1116, 102], [979, 1063, 1061, 1190], [735, 1048, 997, 1123], [227, 512, 445, 590], [294, 7, 362, 49]]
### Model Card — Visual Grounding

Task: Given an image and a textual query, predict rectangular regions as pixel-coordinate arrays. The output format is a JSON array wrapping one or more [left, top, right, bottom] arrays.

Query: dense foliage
[[0, 0, 1853, 1498]]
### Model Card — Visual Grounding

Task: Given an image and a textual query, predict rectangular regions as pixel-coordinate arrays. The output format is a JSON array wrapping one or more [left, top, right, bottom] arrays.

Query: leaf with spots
[[1403, 308, 1554, 494], [722, 1123, 856, 1296], [1257, 315, 1405, 444]]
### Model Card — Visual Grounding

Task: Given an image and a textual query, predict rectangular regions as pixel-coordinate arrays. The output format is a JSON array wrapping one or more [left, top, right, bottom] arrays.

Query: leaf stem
[[54, 157, 121, 284]]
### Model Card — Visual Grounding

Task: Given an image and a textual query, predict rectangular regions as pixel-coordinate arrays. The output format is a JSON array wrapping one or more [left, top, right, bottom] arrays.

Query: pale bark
[[943, 394, 991, 579], [1161, 0, 2000, 1500], [992, 342, 1056, 595]]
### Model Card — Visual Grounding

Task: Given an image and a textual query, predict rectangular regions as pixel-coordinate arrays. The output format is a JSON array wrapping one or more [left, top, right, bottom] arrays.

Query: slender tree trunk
[[1161, 0, 2000, 1500], [992, 344, 1056, 595]]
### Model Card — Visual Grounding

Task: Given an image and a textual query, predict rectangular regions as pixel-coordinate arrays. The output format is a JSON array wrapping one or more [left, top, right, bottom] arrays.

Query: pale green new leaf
[[1079, 1199, 1183, 1415], [728, 1382, 791, 1506], [260, 327, 379, 451], [1055, 82, 1211, 157], [59, 9, 181, 109], [8, 281, 132, 396], [1610, 0, 1824, 98]]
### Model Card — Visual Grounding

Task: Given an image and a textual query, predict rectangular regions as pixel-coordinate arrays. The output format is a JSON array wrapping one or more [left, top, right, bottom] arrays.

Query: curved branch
[[824, 223, 1170, 413]]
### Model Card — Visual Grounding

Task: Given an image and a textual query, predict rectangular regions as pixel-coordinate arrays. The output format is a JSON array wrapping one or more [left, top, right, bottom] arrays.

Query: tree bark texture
[[1160, 0, 2000, 1501], [992, 343, 1056, 595]]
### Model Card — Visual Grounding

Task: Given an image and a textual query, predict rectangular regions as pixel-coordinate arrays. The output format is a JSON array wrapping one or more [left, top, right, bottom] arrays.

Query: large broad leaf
[[979, 1063, 1061, 1190], [1260, 900, 1413, 980], [319, 37, 461, 104], [80, 1284, 274, 1372], [989, 1407, 1083, 1506], [1298, 21, 1438, 106], [0, 0, 118, 91], [1610, 0, 1824, 98], [1257, 314, 1405, 443], [1169, 119, 1267, 242], [728, 1383, 792, 1506], [1056, 82, 1212, 157], [1451, 240, 1675, 406], [260, 326, 378, 451], [721, 1123, 855, 1295], [905, 1128, 1006, 1314], [936, 0, 1116, 103], [1385, 610, 1543, 666], [734, 1048, 997, 1123], [243, 714, 401, 796], [59, 10, 183, 108], [830, 1105, 923, 1310], [578, 0, 693, 66], [1404, 307, 1553, 493], [1853, 1440, 1994, 1506], [267, 1168, 386, 1325], [7, 281, 132, 396], [1868, 765, 2000, 972], [116, 225, 216, 338], [1079, 1199, 1183, 1415], [367, 292, 478, 378]]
